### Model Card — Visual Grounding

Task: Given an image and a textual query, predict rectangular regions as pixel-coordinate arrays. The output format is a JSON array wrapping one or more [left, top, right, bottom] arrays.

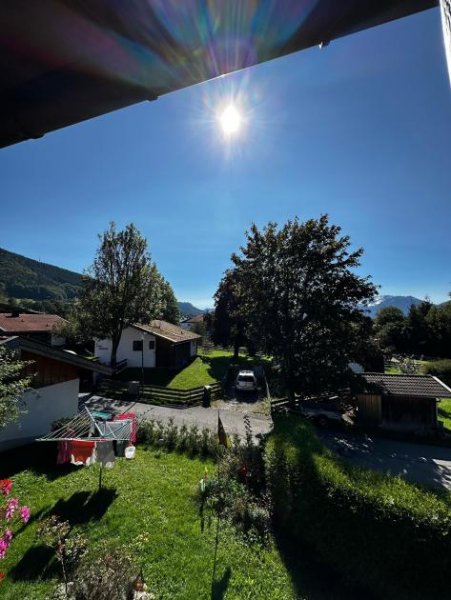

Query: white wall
[[0, 378, 79, 452], [190, 341, 198, 357], [95, 327, 156, 368]]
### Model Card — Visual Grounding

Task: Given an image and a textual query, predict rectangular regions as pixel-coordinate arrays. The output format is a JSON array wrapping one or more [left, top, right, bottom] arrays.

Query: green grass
[[119, 350, 272, 391], [1, 443, 295, 599], [438, 398, 451, 431]]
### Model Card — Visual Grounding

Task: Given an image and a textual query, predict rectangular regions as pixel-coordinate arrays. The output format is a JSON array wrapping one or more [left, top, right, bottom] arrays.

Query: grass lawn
[[438, 398, 451, 431], [1, 443, 296, 599], [120, 350, 273, 390]]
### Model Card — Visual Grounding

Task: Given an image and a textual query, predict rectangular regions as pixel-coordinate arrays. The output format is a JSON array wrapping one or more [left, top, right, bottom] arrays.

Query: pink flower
[[0, 480, 13, 496], [20, 506, 30, 524], [2, 529, 13, 543], [5, 498, 19, 522], [0, 539, 8, 559]]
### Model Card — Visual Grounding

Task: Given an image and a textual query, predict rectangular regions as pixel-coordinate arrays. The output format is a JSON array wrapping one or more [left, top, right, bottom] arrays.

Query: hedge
[[265, 415, 451, 600], [424, 359, 451, 387]]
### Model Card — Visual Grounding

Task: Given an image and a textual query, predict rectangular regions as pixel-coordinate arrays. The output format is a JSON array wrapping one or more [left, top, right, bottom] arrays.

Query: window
[[149, 340, 155, 350], [133, 340, 143, 351]]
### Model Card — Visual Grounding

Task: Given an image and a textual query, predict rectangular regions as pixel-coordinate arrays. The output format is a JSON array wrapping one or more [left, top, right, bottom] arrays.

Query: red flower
[[0, 480, 13, 496], [0, 572, 5, 582]]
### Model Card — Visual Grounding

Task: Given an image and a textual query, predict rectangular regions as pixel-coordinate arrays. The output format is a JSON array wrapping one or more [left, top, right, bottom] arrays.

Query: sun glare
[[219, 104, 242, 136]]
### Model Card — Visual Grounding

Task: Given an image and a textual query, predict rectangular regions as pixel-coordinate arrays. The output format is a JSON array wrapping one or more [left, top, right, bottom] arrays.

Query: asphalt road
[[81, 394, 272, 440], [319, 430, 451, 491]]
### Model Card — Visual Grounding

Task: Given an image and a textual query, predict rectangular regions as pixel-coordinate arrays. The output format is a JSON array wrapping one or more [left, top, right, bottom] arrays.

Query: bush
[[265, 415, 451, 599], [424, 359, 451, 386]]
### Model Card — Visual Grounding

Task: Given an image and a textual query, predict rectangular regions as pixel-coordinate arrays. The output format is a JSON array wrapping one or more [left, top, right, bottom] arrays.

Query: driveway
[[80, 394, 272, 440], [319, 430, 451, 491]]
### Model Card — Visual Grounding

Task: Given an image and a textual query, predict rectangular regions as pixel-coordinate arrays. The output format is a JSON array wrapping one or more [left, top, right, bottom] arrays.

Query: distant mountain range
[[0, 247, 204, 316], [362, 295, 423, 318]]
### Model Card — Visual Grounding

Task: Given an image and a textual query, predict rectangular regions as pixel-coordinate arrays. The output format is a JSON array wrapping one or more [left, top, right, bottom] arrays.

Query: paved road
[[319, 430, 451, 491], [81, 394, 272, 440]]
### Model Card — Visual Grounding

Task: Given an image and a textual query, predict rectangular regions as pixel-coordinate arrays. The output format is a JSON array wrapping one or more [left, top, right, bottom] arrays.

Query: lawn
[[119, 350, 272, 390], [438, 398, 451, 431], [1, 443, 296, 599]]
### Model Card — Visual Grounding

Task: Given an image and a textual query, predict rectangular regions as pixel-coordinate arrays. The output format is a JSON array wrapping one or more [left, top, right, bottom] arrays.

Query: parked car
[[235, 370, 258, 392], [298, 397, 353, 427]]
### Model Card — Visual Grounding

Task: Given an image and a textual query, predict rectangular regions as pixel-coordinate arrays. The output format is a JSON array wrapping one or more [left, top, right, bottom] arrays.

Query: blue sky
[[1, 8, 450, 308]]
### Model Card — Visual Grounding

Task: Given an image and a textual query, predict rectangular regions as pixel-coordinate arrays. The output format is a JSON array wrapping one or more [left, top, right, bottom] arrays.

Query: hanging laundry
[[114, 413, 137, 442], [440, 0, 451, 85], [96, 441, 115, 469], [70, 440, 96, 466], [97, 420, 132, 441], [114, 439, 128, 457], [57, 440, 72, 465]]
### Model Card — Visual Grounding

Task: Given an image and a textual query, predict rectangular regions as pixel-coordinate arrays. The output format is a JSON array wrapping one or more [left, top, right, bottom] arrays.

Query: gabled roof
[[361, 373, 451, 399], [184, 314, 204, 324], [0, 313, 67, 334], [132, 320, 202, 344], [0, 336, 113, 375], [0, 0, 436, 148]]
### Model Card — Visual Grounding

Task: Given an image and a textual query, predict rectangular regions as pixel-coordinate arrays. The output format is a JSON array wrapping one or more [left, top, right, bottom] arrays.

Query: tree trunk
[[233, 336, 240, 360], [110, 340, 119, 369]]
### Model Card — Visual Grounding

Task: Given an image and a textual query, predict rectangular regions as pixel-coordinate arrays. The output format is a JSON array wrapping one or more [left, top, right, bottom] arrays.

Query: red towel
[[57, 441, 72, 464], [70, 440, 96, 465], [113, 413, 136, 443]]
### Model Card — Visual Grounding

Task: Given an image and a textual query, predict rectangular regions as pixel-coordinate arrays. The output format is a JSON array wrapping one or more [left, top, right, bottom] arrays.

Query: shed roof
[[0, 0, 436, 148], [132, 320, 201, 344], [361, 373, 451, 399], [0, 312, 67, 334]]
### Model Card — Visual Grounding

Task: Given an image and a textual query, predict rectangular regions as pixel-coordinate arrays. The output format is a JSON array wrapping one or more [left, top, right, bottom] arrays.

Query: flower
[[20, 506, 30, 524], [0, 572, 5, 582], [0, 480, 13, 496], [5, 498, 19, 522], [2, 529, 13, 543], [0, 539, 8, 559]]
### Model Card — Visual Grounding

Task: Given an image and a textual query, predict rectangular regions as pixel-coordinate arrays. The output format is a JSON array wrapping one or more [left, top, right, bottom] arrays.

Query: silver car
[[235, 370, 258, 392]]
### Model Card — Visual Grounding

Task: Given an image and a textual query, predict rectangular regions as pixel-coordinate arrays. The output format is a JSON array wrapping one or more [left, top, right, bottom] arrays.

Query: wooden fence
[[96, 378, 223, 407]]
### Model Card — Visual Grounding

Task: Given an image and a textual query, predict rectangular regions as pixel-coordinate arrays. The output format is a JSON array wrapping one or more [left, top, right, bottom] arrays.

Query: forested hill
[[0, 248, 205, 317], [0, 247, 82, 301]]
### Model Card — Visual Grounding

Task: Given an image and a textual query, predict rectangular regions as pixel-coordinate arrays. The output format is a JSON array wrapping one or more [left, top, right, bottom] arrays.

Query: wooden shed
[[356, 373, 451, 433]]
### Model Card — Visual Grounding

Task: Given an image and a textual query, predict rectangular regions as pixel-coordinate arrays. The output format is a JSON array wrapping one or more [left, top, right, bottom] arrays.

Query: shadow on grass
[[211, 565, 231, 600], [9, 488, 117, 583], [0, 442, 74, 481]]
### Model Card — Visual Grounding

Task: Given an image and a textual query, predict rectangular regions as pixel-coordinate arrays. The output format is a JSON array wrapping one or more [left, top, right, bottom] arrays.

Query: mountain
[[178, 302, 205, 316], [363, 295, 423, 318], [0, 247, 205, 317], [0, 247, 82, 301]]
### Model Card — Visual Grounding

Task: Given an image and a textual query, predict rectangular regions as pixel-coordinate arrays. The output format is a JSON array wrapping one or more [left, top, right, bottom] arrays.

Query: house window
[[133, 340, 143, 351], [149, 340, 155, 350]]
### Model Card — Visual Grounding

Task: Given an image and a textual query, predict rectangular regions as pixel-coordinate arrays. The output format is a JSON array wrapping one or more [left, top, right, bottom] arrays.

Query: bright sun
[[219, 105, 242, 136]]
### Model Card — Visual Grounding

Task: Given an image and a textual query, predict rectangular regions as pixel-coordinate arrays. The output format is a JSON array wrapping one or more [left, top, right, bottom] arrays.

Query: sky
[[1, 8, 450, 308]]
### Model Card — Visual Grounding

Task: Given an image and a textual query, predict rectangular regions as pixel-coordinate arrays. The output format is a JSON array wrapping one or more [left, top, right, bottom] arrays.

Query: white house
[[95, 320, 202, 369], [0, 336, 112, 451]]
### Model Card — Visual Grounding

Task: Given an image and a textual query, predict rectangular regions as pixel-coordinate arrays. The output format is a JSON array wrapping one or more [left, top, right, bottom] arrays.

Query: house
[[356, 373, 451, 433], [180, 313, 205, 331], [0, 312, 67, 346], [0, 336, 112, 451], [95, 320, 202, 369]]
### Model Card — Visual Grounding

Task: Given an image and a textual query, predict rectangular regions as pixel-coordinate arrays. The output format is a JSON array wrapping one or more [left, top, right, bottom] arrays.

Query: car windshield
[[238, 375, 255, 382]]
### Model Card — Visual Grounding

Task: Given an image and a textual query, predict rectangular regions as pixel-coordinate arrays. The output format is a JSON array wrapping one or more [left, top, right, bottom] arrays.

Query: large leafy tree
[[0, 346, 32, 428], [374, 306, 407, 353], [230, 216, 377, 398], [159, 277, 180, 325], [212, 269, 248, 359], [77, 223, 162, 367]]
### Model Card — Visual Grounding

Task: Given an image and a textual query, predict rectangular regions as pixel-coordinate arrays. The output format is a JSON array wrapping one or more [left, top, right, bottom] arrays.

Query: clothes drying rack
[[36, 407, 134, 489]]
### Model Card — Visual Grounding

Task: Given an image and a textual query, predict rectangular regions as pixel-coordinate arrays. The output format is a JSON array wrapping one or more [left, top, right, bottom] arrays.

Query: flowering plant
[[0, 478, 30, 583]]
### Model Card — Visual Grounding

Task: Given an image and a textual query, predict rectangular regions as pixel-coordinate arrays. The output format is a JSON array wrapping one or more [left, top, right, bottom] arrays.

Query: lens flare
[[219, 105, 242, 135]]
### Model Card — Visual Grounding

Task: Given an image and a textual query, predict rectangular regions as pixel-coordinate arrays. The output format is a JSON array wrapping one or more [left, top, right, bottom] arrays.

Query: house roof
[[0, 336, 113, 375], [0, 0, 436, 148], [132, 320, 201, 344], [185, 314, 204, 324], [0, 313, 67, 334], [361, 373, 451, 399]]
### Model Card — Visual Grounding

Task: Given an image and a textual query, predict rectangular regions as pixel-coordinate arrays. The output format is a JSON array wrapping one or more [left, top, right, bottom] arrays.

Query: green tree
[[405, 300, 432, 355], [212, 269, 248, 359], [374, 306, 407, 353], [0, 346, 32, 428], [230, 216, 377, 398], [159, 277, 180, 325], [77, 223, 162, 367]]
